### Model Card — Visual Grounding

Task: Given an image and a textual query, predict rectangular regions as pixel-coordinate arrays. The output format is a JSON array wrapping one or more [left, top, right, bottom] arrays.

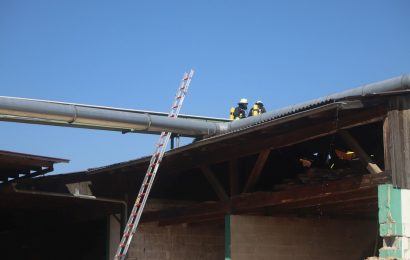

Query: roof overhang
[[0, 150, 69, 183]]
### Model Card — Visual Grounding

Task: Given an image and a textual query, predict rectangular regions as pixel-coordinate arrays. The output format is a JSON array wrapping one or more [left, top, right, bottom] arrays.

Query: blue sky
[[1, 1, 409, 174]]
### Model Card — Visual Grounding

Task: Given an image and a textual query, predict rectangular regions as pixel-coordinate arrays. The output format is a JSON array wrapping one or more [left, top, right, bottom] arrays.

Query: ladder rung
[[148, 161, 160, 170], [149, 161, 157, 167], [148, 158, 161, 166]]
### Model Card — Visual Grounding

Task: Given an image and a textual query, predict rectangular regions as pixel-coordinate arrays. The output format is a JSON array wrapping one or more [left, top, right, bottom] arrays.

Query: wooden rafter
[[338, 129, 382, 174], [200, 165, 229, 201], [243, 149, 271, 193]]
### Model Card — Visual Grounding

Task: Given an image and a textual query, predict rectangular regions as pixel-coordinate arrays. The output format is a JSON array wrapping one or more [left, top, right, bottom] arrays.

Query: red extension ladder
[[114, 70, 194, 259]]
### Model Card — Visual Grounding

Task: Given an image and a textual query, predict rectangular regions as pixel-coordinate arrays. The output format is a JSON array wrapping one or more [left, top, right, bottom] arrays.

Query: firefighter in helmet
[[230, 98, 248, 120], [248, 100, 266, 117]]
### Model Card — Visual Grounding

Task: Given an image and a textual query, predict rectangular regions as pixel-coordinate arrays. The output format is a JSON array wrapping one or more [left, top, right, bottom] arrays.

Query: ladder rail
[[114, 69, 194, 259]]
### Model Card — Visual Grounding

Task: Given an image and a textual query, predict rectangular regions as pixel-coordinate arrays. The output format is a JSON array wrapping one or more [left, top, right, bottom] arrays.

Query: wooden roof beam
[[142, 172, 389, 225], [200, 165, 229, 201], [243, 149, 271, 193], [338, 129, 382, 174]]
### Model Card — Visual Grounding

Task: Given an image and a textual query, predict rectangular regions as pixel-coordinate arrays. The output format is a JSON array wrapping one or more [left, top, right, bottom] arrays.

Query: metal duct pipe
[[0, 74, 409, 137], [0, 96, 220, 137], [222, 73, 410, 132]]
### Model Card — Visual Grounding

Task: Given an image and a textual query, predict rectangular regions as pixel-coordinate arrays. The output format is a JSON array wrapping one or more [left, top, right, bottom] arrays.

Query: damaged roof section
[[0, 150, 68, 183], [19, 94, 389, 197], [83, 95, 387, 177], [13, 86, 405, 224]]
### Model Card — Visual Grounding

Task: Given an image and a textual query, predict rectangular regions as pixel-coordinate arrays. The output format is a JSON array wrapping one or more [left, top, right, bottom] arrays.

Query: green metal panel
[[225, 215, 231, 260], [378, 184, 403, 236]]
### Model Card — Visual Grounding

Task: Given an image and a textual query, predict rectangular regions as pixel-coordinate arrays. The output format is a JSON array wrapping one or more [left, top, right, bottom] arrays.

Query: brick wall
[[127, 222, 224, 260], [230, 215, 378, 260]]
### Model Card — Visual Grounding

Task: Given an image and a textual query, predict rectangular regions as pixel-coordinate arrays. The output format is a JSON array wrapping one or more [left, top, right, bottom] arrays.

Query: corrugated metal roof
[[224, 74, 410, 133], [0, 150, 69, 164]]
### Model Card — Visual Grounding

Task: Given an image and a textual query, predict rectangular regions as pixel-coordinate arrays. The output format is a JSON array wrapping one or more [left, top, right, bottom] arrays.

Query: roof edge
[[222, 73, 410, 133]]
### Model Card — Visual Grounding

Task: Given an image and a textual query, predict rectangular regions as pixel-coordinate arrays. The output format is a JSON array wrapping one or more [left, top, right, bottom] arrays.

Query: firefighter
[[231, 98, 248, 120], [248, 100, 266, 116]]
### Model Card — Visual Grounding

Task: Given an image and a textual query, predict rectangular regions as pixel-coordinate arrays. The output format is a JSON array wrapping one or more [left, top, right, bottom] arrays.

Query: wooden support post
[[229, 160, 239, 196], [383, 117, 391, 173], [384, 95, 410, 189], [243, 149, 271, 193], [338, 129, 382, 174], [200, 165, 229, 201]]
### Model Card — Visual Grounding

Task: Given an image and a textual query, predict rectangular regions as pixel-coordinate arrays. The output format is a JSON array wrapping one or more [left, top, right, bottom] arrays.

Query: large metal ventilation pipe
[[0, 96, 220, 137], [0, 74, 409, 137]]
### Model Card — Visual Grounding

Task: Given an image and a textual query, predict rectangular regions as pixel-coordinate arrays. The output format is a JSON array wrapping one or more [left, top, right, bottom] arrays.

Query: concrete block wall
[[230, 215, 378, 260], [109, 214, 121, 260], [378, 184, 410, 259], [127, 222, 224, 260]]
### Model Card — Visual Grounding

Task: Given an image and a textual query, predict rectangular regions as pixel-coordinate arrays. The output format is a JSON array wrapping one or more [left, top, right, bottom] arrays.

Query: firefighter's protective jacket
[[233, 106, 247, 119]]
